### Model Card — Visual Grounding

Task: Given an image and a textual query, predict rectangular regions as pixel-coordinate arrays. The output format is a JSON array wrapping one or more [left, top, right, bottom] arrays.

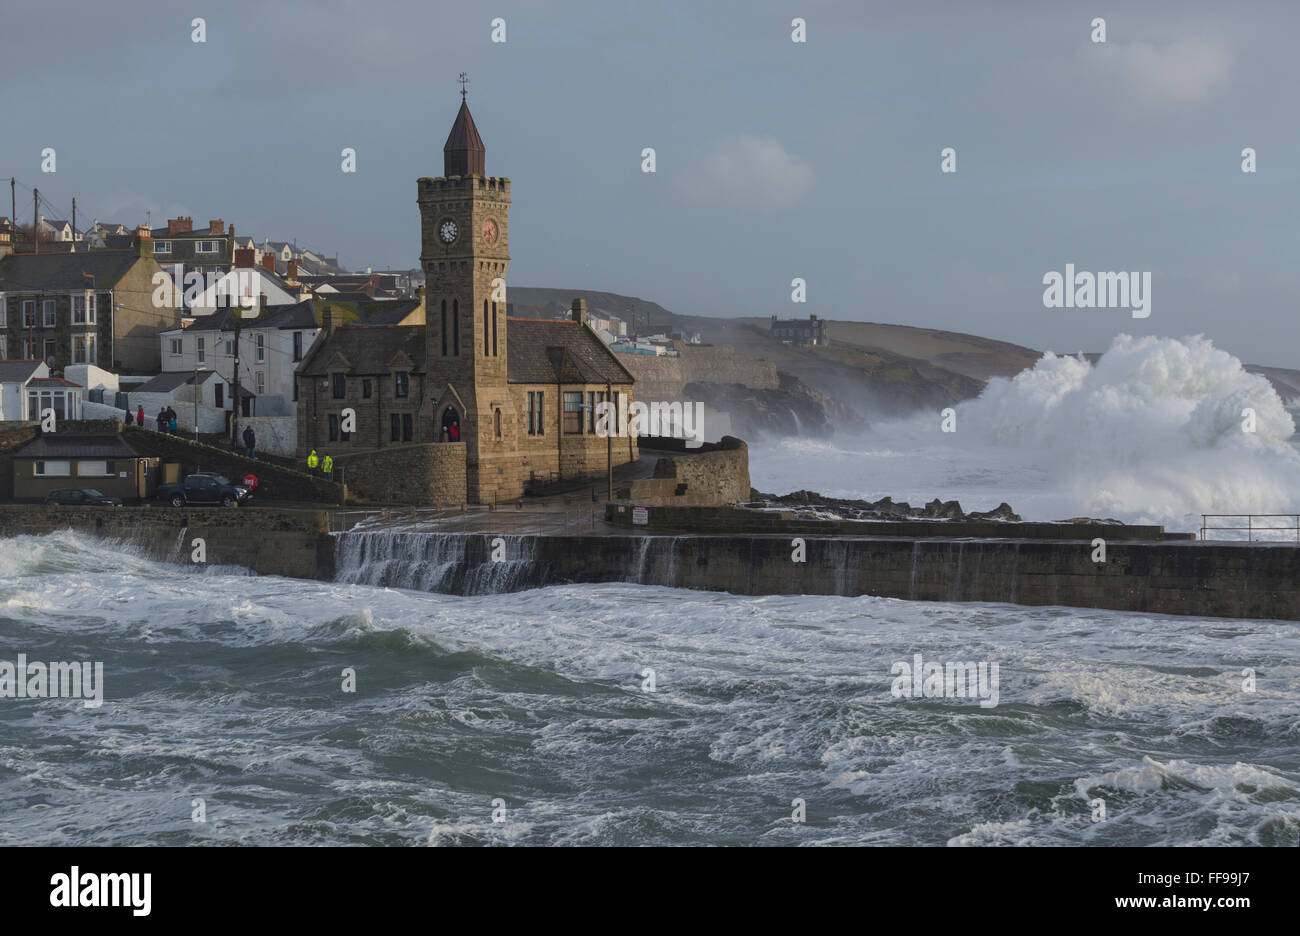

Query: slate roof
[[13, 434, 139, 459], [0, 360, 45, 383], [182, 299, 317, 332], [352, 299, 422, 326], [0, 250, 143, 292], [505, 319, 635, 385], [443, 99, 485, 176], [133, 370, 218, 393], [298, 325, 425, 377]]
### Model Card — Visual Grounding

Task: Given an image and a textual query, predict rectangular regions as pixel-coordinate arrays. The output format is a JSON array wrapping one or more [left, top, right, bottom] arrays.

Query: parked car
[[44, 488, 123, 507], [158, 474, 252, 508]]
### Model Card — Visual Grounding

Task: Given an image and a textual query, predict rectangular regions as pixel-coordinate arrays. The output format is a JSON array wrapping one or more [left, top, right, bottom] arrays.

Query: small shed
[[11, 434, 160, 502]]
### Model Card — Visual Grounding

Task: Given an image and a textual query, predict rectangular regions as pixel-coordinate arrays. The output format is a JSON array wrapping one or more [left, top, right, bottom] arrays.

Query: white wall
[[241, 416, 297, 457]]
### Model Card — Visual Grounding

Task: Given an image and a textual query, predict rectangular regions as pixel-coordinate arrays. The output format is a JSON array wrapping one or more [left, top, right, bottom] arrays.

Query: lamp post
[[193, 362, 206, 442]]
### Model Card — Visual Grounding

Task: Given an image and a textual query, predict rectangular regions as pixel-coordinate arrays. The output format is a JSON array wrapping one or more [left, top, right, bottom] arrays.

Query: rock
[[968, 502, 1022, 522]]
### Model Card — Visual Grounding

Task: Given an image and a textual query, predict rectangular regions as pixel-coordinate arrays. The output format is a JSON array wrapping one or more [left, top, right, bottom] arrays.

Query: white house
[[158, 299, 320, 417], [179, 268, 301, 316], [0, 360, 84, 421]]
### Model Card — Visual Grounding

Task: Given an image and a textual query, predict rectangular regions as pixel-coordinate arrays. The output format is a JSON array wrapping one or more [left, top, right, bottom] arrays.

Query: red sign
[[242, 474, 259, 490]]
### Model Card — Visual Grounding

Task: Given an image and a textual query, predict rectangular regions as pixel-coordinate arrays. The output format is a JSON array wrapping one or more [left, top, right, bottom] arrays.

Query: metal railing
[[1200, 514, 1300, 542]]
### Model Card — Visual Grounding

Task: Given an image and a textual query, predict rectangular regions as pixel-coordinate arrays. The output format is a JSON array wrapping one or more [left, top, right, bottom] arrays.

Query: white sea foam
[[752, 335, 1300, 531]]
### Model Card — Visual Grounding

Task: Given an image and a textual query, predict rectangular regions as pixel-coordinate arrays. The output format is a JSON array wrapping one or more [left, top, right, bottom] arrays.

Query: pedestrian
[[243, 425, 256, 459], [168, 408, 178, 433], [157, 408, 168, 433], [307, 449, 319, 475], [322, 453, 334, 480], [449, 420, 460, 442], [124, 409, 133, 426], [136, 405, 145, 426]]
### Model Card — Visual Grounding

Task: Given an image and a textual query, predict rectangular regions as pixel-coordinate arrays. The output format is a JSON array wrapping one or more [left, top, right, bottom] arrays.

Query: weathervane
[[458, 72, 469, 100]]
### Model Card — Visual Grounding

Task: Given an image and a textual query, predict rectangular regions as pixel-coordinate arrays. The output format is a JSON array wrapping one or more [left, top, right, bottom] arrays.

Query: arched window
[[492, 302, 498, 356], [483, 299, 490, 356], [452, 299, 459, 355], [440, 300, 447, 356], [494, 408, 502, 438]]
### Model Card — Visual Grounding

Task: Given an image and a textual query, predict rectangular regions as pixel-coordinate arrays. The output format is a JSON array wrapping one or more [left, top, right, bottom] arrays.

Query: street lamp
[[193, 362, 206, 442]]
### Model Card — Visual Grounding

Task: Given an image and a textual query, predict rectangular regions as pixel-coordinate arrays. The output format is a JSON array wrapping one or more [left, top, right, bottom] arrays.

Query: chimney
[[234, 247, 255, 268], [261, 253, 276, 273], [286, 259, 298, 281], [167, 216, 193, 236], [322, 305, 333, 335], [571, 298, 587, 327], [135, 224, 153, 258], [209, 219, 224, 235]]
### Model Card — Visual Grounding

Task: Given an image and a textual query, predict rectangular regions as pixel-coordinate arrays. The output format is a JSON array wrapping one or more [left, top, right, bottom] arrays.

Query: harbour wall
[[0, 507, 1296, 621]]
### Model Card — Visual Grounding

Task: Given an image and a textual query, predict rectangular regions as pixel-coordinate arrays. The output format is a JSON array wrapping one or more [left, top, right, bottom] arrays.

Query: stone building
[[769, 313, 827, 346], [296, 93, 637, 504]]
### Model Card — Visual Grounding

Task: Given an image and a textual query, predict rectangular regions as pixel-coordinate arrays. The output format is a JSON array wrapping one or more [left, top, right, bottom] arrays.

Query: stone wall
[[332, 442, 467, 506], [0, 504, 332, 580], [620, 436, 750, 505], [617, 345, 780, 401]]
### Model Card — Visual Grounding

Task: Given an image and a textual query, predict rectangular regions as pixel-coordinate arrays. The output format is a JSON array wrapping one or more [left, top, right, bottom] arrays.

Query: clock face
[[439, 219, 458, 244], [482, 219, 498, 244]]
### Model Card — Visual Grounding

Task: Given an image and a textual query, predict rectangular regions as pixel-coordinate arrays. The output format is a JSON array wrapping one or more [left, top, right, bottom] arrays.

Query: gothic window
[[494, 408, 502, 439], [394, 372, 409, 398], [483, 300, 489, 356], [452, 299, 459, 355], [440, 300, 447, 356], [492, 302, 498, 356]]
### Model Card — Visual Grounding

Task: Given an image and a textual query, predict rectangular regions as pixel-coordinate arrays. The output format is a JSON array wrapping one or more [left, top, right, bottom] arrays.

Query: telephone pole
[[70, 197, 76, 252], [32, 188, 38, 254]]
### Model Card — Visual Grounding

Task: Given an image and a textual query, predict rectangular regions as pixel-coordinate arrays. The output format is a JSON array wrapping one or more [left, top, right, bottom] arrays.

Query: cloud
[[1084, 37, 1233, 108], [677, 136, 814, 212]]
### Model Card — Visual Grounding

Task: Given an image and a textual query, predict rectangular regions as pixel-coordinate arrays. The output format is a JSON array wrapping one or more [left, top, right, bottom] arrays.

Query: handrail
[[1200, 514, 1300, 542]]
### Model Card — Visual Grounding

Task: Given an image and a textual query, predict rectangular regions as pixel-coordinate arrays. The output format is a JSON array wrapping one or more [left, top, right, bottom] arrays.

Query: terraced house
[[296, 94, 637, 504], [0, 248, 170, 372]]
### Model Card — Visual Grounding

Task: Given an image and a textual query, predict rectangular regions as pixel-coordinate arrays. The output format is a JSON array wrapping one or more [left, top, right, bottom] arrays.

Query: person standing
[[307, 449, 319, 475], [243, 425, 256, 459], [322, 453, 334, 480], [136, 405, 145, 427], [449, 420, 460, 442], [157, 408, 168, 433]]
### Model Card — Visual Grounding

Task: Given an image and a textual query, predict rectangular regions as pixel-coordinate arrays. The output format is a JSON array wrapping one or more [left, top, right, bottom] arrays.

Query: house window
[[170, 338, 182, 355], [255, 371, 265, 395], [255, 334, 265, 363], [42, 300, 56, 327], [72, 294, 87, 324], [340, 412, 351, 442], [402, 413, 413, 442], [394, 372, 409, 398], [215, 383, 225, 408], [72, 335, 95, 365], [293, 331, 303, 362], [0, 293, 6, 326], [331, 373, 346, 399], [22, 300, 35, 328], [563, 391, 582, 434], [87, 293, 96, 324], [28, 390, 68, 420], [42, 339, 56, 363], [34, 460, 71, 477], [195, 336, 205, 363], [21, 338, 32, 358], [78, 461, 114, 477], [155, 240, 171, 254], [390, 413, 401, 442], [527, 391, 544, 436], [196, 240, 219, 253], [361, 379, 372, 399], [0, 337, 6, 358], [585, 391, 597, 434], [328, 414, 339, 441], [224, 339, 234, 357]]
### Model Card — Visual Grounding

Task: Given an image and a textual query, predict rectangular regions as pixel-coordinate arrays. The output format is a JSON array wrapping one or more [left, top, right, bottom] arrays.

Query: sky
[[2, 0, 1297, 367]]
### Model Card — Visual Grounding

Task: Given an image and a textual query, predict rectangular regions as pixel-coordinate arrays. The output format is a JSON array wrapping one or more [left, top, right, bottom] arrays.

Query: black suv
[[44, 488, 123, 507], [158, 474, 251, 508]]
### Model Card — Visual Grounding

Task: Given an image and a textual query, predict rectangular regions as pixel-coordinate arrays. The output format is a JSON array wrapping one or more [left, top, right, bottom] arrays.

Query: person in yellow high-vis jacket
[[307, 449, 319, 474], [322, 454, 334, 480]]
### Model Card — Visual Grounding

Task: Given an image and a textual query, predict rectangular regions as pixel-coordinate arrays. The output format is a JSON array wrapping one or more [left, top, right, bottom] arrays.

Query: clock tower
[[417, 83, 515, 501]]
